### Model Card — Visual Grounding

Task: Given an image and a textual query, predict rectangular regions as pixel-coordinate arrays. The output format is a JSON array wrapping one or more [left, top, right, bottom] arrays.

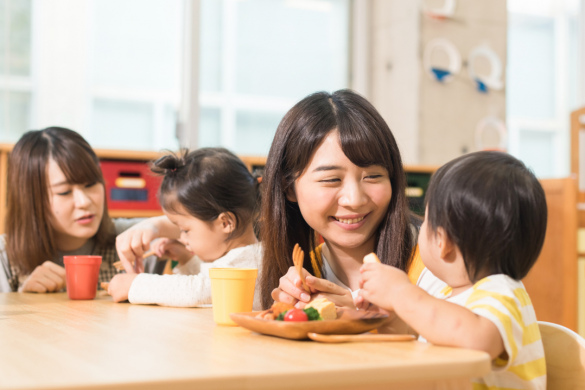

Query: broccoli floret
[[303, 307, 322, 321]]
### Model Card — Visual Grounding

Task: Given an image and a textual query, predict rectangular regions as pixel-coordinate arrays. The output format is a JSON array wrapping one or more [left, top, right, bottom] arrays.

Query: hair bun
[[151, 152, 186, 176]]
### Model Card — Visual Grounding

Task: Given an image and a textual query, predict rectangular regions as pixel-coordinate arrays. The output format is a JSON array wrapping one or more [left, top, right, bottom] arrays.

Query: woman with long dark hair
[[259, 89, 423, 311], [0, 127, 158, 292]]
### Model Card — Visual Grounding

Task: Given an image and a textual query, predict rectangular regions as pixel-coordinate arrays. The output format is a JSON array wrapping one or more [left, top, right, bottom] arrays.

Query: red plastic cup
[[63, 256, 102, 300]]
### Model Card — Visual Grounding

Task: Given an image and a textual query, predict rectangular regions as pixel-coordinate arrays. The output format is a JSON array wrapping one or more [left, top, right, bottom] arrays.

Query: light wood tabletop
[[0, 293, 491, 390]]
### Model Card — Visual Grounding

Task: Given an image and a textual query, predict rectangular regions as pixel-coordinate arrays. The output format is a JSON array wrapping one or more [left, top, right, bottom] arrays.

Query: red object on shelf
[[100, 160, 162, 211]]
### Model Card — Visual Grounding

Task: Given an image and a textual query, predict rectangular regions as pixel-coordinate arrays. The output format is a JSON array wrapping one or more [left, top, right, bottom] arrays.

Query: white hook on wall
[[423, 38, 462, 83], [422, 0, 456, 19], [475, 116, 508, 151], [467, 45, 504, 93]]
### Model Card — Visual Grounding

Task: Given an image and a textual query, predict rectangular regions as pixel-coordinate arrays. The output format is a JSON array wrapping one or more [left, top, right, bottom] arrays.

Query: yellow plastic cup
[[209, 268, 258, 326]]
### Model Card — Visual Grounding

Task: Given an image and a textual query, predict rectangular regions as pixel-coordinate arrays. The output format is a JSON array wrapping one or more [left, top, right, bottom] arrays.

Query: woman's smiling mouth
[[331, 214, 369, 230], [334, 215, 366, 224]]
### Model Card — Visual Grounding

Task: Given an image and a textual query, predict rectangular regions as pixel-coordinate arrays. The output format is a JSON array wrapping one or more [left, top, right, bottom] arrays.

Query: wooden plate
[[230, 309, 391, 340]]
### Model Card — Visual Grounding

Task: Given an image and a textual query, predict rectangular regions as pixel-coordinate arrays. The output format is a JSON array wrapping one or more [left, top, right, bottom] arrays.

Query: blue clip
[[431, 68, 451, 82], [475, 79, 488, 93]]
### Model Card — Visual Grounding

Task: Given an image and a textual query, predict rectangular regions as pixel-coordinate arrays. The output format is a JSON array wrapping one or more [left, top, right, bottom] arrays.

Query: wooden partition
[[571, 107, 585, 228], [523, 178, 578, 331]]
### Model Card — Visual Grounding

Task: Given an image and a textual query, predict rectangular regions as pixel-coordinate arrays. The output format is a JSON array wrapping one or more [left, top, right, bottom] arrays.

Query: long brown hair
[[259, 89, 414, 309], [5, 127, 115, 275]]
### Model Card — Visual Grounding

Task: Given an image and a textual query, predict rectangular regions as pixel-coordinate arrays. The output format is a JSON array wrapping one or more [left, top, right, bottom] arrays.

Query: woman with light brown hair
[[0, 127, 157, 293]]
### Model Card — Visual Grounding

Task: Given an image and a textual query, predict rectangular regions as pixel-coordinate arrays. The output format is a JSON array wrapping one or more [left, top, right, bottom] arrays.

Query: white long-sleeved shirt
[[128, 242, 263, 310]]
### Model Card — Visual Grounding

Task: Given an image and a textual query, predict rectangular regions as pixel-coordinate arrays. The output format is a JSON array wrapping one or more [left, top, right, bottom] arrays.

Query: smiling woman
[[0, 127, 158, 293], [259, 89, 424, 313]]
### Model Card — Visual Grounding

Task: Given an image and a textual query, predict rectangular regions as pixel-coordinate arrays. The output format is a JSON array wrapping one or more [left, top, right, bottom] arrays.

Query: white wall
[[369, 0, 507, 166]]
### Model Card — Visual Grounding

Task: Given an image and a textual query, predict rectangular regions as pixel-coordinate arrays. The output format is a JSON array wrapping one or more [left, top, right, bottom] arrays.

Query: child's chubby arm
[[359, 263, 505, 359], [107, 273, 138, 303], [116, 216, 181, 273], [271, 267, 356, 310]]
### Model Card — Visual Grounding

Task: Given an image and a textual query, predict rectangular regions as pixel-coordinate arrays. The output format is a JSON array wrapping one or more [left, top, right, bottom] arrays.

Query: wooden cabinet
[[523, 178, 579, 331]]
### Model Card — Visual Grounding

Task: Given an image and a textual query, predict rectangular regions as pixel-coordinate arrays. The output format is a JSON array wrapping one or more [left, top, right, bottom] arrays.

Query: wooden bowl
[[230, 308, 391, 340]]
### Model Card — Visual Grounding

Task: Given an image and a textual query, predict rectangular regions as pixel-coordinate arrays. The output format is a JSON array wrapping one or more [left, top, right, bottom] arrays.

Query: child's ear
[[436, 227, 457, 261], [218, 212, 236, 234], [285, 184, 297, 203]]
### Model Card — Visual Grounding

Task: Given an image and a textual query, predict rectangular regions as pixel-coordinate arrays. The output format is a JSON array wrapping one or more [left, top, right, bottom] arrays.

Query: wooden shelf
[[109, 210, 164, 219]]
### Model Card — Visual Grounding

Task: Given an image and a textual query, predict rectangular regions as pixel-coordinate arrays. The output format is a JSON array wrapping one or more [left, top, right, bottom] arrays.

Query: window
[[0, 0, 351, 155], [0, 0, 33, 142], [198, 0, 351, 155], [0, 0, 184, 151], [507, 0, 582, 178]]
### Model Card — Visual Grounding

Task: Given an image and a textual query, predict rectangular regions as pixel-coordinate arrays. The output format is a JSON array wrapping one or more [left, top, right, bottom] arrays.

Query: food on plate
[[278, 307, 320, 321], [305, 297, 337, 320], [255, 297, 337, 322], [255, 302, 295, 320], [283, 309, 308, 322], [363, 253, 381, 264]]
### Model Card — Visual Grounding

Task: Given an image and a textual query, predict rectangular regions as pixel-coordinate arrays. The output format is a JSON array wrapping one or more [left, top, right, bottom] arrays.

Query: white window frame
[[507, 1, 583, 177], [181, 0, 359, 152]]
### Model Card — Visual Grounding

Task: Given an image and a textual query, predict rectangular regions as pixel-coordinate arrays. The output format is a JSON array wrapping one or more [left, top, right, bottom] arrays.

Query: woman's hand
[[271, 266, 314, 306], [107, 273, 138, 303], [271, 267, 356, 310], [151, 238, 193, 266], [303, 275, 356, 309], [19, 261, 66, 293]]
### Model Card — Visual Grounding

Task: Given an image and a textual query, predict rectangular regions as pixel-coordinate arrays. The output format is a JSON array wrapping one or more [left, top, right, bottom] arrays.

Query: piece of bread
[[363, 253, 381, 264], [305, 297, 337, 320]]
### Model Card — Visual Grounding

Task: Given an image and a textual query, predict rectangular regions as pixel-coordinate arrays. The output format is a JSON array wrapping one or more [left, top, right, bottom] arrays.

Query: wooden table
[[0, 293, 490, 390]]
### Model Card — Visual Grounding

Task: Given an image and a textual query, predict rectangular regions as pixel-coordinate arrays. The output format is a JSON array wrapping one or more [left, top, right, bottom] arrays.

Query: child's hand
[[151, 238, 194, 265], [107, 273, 138, 303], [116, 222, 160, 273], [359, 262, 411, 312]]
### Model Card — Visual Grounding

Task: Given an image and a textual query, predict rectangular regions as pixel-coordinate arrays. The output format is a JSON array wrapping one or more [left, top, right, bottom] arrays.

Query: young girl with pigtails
[[108, 148, 263, 308]]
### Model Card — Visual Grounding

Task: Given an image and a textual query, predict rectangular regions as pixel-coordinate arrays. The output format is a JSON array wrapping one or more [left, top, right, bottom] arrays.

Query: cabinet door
[[523, 178, 578, 331]]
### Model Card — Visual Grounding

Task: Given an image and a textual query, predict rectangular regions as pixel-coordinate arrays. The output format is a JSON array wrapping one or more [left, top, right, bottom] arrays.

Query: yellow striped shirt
[[418, 270, 546, 389]]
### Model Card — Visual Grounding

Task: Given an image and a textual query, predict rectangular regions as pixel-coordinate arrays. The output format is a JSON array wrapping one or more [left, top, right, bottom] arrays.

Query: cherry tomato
[[284, 309, 308, 322]]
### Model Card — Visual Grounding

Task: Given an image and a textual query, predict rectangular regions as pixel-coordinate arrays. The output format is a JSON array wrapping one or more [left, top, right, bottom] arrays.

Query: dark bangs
[[49, 135, 103, 186], [333, 92, 396, 178], [283, 90, 396, 185]]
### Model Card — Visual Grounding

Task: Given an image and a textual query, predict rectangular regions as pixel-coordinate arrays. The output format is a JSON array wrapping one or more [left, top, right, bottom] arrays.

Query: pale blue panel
[[0, 0, 32, 76], [234, 110, 282, 155], [517, 130, 555, 178], [0, 90, 31, 142], [235, 0, 350, 98], [92, 0, 183, 91], [507, 15, 555, 119], [198, 107, 221, 147], [90, 99, 153, 150], [200, 0, 223, 93]]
